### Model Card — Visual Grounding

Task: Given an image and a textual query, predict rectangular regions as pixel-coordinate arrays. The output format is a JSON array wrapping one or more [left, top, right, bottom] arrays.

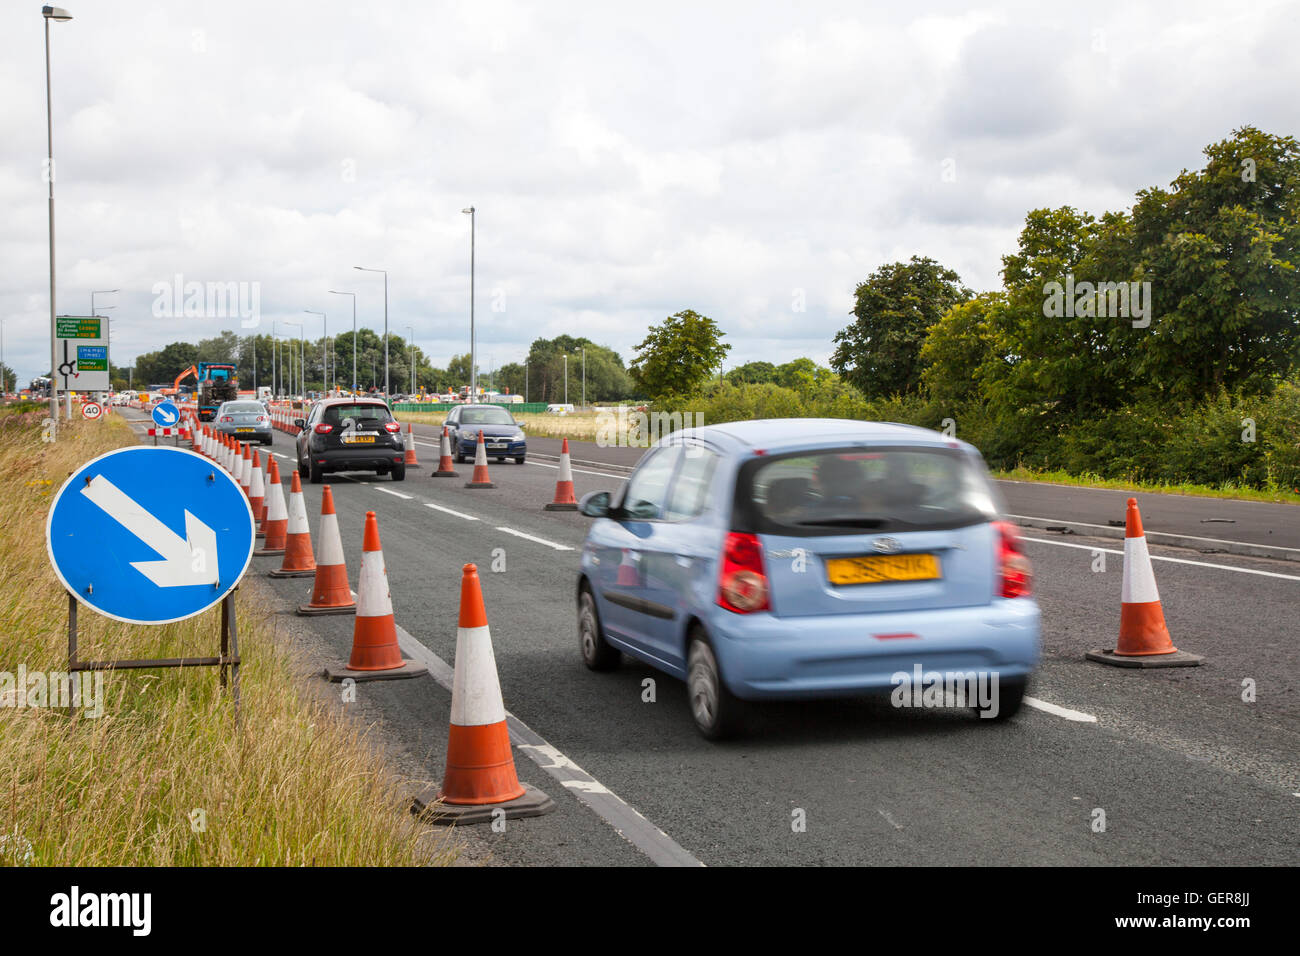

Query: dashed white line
[[495, 526, 575, 551], [1021, 536, 1300, 582], [391, 623, 703, 867], [376, 487, 413, 500], [1009, 512, 1300, 556], [423, 502, 479, 521], [1024, 696, 1098, 723]]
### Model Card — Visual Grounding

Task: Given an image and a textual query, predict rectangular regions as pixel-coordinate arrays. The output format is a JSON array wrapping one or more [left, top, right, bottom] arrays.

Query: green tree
[[629, 310, 730, 400], [831, 256, 972, 400], [725, 361, 779, 385]]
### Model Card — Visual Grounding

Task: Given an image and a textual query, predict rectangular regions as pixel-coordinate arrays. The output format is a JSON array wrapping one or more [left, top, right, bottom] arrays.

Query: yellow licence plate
[[343, 436, 375, 444], [236, 427, 255, 433], [826, 553, 940, 585]]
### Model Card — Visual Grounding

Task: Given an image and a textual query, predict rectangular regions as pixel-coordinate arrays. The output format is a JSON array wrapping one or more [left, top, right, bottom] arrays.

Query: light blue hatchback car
[[576, 419, 1040, 739]]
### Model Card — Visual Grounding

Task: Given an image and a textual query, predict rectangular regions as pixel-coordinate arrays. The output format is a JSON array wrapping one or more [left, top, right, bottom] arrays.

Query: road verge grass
[[0, 414, 451, 865]]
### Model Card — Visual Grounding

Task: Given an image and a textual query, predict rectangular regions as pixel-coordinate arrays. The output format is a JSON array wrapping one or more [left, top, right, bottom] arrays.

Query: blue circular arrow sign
[[46, 446, 255, 624], [151, 401, 180, 427]]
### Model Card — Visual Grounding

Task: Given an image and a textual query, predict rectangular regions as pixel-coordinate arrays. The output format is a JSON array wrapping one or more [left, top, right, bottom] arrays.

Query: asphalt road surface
[[123, 411, 1300, 866]]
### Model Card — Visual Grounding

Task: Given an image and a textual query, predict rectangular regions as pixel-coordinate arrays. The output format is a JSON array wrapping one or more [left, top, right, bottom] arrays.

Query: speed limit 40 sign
[[81, 401, 104, 421]]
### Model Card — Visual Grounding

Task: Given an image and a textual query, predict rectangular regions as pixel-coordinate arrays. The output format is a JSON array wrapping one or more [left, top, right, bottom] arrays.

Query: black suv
[[295, 398, 407, 482]]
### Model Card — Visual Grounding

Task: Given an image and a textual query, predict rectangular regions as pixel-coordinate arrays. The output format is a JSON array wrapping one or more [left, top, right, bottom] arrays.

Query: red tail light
[[220, 416, 233, 423], [314, 423, 334, 434], [256, 415, 268, 423], [717, 532, 770, 613], [384, 422, 401, 433], [993, 521, 1032, 598]]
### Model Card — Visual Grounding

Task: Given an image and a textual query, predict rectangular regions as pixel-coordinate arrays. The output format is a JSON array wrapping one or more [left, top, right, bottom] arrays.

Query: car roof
[[660, 418, 972, 455]]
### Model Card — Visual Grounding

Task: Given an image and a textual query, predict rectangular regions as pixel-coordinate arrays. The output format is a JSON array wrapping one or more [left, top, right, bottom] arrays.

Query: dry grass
[[399, 410, 608, 442], [0, 415, 453, 866]]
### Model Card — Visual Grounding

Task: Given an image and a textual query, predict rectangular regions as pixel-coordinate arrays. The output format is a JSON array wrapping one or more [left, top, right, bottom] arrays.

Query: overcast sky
[[1, 0, 1295, 385]]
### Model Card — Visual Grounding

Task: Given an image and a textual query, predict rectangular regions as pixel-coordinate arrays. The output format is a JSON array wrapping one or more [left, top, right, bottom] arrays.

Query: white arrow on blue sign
[[45, 446, 255, 624], [151, 401, 180, 427]]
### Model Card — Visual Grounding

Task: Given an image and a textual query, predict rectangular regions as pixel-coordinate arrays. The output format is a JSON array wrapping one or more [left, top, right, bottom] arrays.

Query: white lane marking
[[877, 809, 903, 830], [1024, 696, 1098, 723], [376, 487, 412, 500], [391, 624, 703, 867], [1009, 512, 1300, 555], [424, 502, 479, 521], [272, 452, 291, 460], [495, 526, 575, 551], [1021, 536, 1300, 582], [526, 460, 629, 480]]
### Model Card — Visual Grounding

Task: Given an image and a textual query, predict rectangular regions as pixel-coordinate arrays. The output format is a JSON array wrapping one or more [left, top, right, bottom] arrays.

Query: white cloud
[[0, 0, 1292, 381]]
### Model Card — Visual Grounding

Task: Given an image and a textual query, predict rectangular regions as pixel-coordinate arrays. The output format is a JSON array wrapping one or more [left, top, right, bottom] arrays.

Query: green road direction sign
[[55, 316, 110, 392]]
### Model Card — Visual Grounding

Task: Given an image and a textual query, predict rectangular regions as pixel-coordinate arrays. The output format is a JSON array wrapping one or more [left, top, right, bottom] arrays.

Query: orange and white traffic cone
[[269, 471, 316, 578], [464, 430, 495, 488], [412, 564, 554, 824], [433, 426, 458, 477], [255, 458, 288, 556], [249, 450, 266, 539], [1087, 498, 1204, 667], [544, 438, 578, 510], [238, 443, 252, 499], [298, 485, 356, 615], [403, 423, 419, 467], [323, 511, 427, 681]]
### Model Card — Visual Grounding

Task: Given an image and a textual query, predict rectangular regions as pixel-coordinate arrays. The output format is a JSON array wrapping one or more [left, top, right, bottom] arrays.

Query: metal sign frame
[[66, 589, 241, 721]]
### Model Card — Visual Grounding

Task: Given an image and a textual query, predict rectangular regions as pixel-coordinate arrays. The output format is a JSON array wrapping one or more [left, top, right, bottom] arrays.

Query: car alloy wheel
[[578, 588, 619, 671]]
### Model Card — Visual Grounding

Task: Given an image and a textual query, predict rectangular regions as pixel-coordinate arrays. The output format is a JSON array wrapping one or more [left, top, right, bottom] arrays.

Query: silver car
[[214, 400, 273, 445]]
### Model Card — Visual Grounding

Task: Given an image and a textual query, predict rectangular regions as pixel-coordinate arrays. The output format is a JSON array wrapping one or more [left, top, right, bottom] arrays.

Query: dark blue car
[[445, 404, 527, 463]]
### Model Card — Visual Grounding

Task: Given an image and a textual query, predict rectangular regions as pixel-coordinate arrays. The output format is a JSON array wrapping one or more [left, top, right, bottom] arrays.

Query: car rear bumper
[[310, 447, 405, 471], [217, 424, 272, 440], [705, 599, 1040, 700]]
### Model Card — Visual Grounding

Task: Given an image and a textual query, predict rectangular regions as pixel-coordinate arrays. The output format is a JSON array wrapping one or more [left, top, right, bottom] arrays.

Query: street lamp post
[[305, 310, 327, 394], [92, 289, 116, 389], [563, 354, 568, 405], [461, 206, 475, 396], [406, 325, 415, 395], [44, 5, 73, 430], [354, 266, 388, 397], [284, 320, 302, 397], [328, 290, 356, 393], [582, 347, 586, 407]]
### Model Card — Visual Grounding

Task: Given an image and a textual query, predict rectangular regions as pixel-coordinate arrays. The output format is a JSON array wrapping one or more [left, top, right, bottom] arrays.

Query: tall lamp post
[[44, 5, 73, 429], [461, 206, 475, 396], [283, 319, 302, 398], [354, 266, 388, 397], [305, 309, 327, 394], [406, 325, 415, 396], [328, 290, 356, 393], [92, 289, 116, 389]]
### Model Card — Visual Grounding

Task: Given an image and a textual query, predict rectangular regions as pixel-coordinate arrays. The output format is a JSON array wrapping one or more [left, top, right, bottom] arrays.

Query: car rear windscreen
[[735, 446, 1004, 536], [324, 404, 392, 425], [223, 402, 265, 414]]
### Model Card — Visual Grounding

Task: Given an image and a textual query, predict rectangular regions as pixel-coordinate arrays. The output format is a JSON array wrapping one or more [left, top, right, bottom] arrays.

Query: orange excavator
[[161, 365, 198, 396]]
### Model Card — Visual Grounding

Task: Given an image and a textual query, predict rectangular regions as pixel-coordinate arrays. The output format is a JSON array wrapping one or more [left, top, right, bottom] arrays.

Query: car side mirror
[[294, 419, 307, 429], [578, 491, 612, 517]]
